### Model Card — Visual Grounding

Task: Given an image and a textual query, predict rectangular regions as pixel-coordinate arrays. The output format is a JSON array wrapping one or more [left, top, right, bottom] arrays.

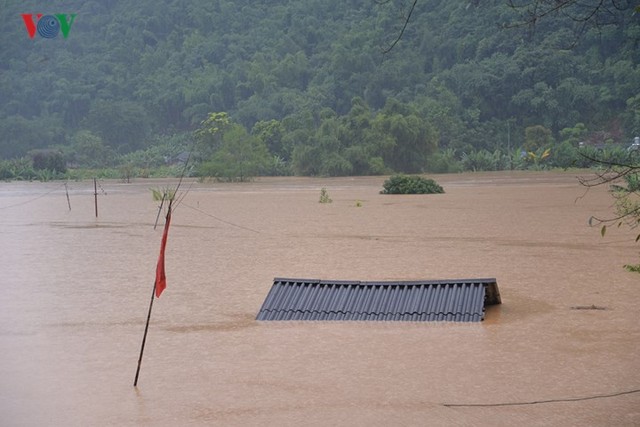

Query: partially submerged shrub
[[319, 187, 332, 203], [381, 174, 444, 194]]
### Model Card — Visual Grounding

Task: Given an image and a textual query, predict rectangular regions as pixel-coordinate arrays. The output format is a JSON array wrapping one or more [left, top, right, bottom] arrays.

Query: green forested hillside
[[1, 0, 639, 177]]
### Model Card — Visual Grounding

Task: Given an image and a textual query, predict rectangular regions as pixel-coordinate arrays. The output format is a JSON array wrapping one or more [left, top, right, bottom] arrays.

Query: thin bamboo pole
[[93, 178, 98, 218], [134, 282, 156, 387], [64, 182, 71, 211]]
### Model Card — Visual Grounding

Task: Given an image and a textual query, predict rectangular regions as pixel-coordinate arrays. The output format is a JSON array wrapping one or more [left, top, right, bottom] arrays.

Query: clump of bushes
[[381, 174, 444, 194]]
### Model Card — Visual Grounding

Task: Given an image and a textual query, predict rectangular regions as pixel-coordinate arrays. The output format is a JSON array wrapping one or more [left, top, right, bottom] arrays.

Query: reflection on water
[[1, 172, 639, 426]]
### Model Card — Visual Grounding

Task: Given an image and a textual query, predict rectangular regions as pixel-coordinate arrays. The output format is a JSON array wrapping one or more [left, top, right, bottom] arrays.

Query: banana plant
[[526, 147, 551, 170]]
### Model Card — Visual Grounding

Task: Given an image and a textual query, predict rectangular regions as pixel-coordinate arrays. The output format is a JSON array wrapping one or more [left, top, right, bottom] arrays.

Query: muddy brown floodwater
[[1, 171, 639, 426]]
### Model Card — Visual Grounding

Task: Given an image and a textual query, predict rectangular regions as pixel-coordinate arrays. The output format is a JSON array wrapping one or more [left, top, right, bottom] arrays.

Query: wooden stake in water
[[93, 178, 98, 218], [134, 282, 156, 387], [64, 182, 71, 211]]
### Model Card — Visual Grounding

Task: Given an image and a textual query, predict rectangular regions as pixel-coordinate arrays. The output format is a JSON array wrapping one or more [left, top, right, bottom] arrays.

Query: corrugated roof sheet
[[256, 278, 501, 322]]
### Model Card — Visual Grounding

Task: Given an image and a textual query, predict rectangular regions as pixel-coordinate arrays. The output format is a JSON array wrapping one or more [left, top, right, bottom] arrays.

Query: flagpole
[[134, 201, 172, 387], [134, 282, 156, 387]]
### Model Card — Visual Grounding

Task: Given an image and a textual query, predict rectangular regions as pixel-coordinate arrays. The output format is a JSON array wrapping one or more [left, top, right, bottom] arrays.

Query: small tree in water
[[151, 187, 176, 202], [196, 117, 270, 182]]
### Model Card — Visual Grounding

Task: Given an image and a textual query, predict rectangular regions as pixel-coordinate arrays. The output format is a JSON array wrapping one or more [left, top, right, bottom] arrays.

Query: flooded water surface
[[1, 172, 639, 426]]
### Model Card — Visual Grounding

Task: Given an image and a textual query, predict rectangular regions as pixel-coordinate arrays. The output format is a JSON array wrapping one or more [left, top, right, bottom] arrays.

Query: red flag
[[155, 209, 172, 298]]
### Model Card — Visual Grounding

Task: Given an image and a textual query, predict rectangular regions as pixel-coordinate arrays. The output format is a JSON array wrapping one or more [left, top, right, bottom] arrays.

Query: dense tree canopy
[[1, 0, 638, 176]]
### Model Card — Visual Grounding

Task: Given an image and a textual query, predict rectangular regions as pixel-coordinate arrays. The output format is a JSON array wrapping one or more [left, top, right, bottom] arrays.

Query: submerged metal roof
[[256, 278, 501, 322]]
